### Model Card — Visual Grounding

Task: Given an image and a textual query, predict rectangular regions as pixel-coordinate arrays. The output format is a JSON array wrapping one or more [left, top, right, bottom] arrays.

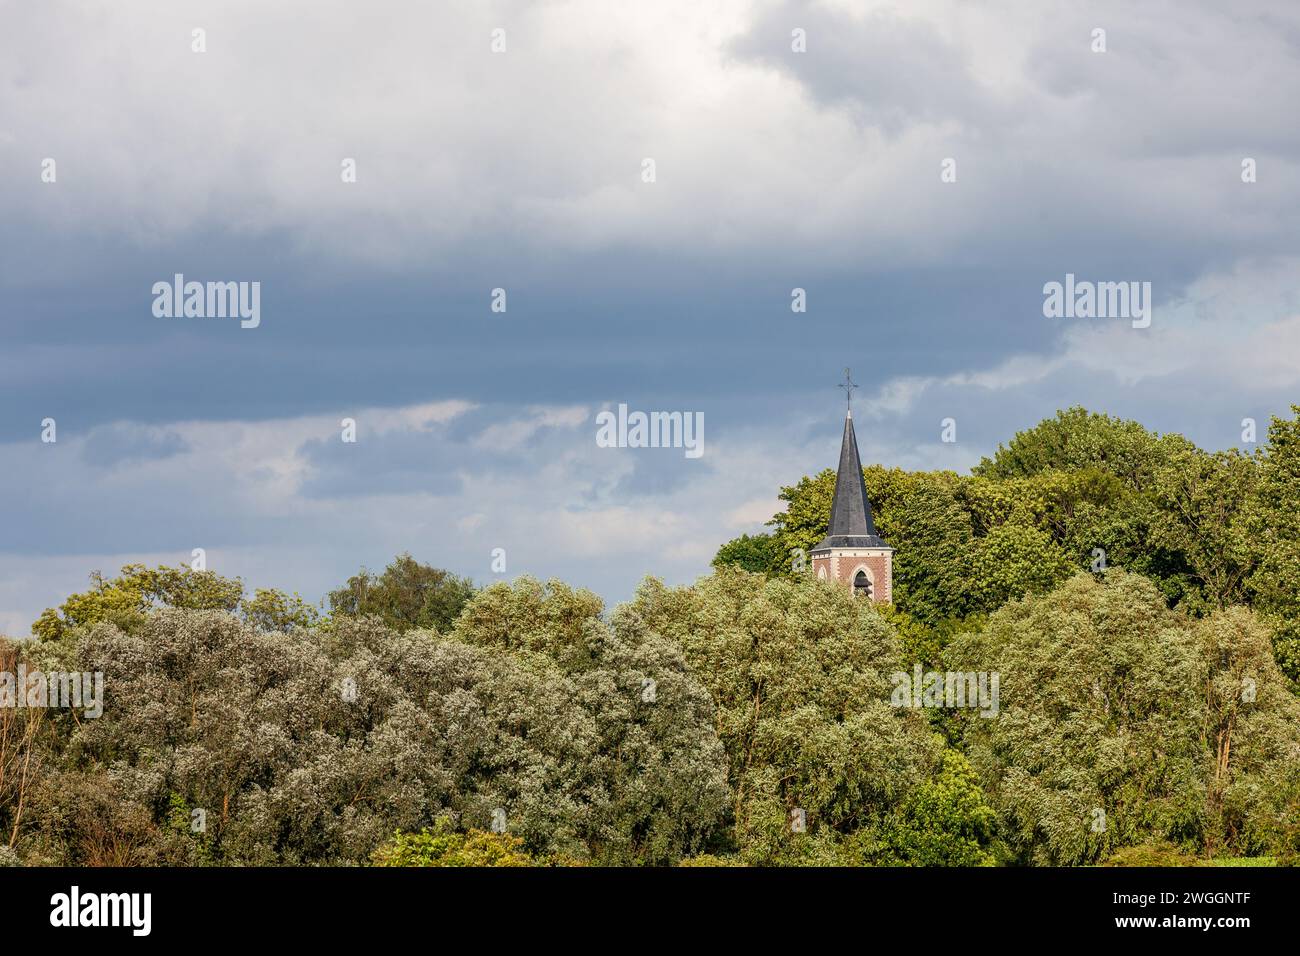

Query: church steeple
[[811, 369, 893, 601], [822, 410, 883, 544]]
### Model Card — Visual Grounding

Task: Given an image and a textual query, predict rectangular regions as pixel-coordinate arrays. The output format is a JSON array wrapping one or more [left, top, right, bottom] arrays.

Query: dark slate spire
[[814, 409, 889, 551]]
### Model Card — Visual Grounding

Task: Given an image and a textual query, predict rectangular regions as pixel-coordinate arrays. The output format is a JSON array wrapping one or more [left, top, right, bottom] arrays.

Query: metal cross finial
[[838, 367, 857, 412]]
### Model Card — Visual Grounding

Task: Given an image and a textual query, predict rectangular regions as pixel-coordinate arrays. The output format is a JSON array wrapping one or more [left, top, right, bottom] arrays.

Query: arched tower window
[[853, 569, 872, 599]]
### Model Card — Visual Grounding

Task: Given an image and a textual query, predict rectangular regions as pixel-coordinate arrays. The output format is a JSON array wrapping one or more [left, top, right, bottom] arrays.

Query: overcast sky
[[2, 0, 1298, 633]]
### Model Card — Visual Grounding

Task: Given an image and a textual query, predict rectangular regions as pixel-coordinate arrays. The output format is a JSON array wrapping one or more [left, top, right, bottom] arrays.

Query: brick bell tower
[[810, 369, 893, 602]]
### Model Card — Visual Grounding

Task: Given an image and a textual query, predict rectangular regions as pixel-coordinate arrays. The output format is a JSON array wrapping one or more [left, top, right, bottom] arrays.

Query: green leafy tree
[[327, 553, 474, 633], [242, 588, 320, 632], [948, 571, 1300, 864], [451, 577, 731, 865], [767, 469, 837, 565], [711, 532, 784, 575], [1150, 446, 1258, 613], [32, 564, 324, 642], [61, 609, 607, 863], [630, 568, 943, 864], [710, 408, 1289, 672], [969, 522, 1073, 609], [372, 820, 534, 867], [962, 468, 1127, 541], [973, 406, 1181, 491], [32, 564, 245, 641], [1249, 406, 1300, 682], [883, 475, 980, 625], [879, 749, 999, 866]]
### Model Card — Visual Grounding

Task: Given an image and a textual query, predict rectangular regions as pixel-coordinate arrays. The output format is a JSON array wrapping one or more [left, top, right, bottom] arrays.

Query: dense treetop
[[714, 405, 1300, 682], [5, 407, 1300, 867]]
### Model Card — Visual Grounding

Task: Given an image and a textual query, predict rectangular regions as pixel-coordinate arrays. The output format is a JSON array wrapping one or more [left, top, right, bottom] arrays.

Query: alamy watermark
[[1043, 273, 1151, 329], [890, 665, 999, 717], [50, 886, 150, 936], [595, 404, 704, 459], [152, 274, 261, 328], [1, 666, 104, 719]]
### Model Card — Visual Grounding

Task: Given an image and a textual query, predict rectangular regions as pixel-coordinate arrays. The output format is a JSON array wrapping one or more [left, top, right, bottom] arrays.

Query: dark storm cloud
[[80, 423, 189, 468], [1, 0, 1298, 631]]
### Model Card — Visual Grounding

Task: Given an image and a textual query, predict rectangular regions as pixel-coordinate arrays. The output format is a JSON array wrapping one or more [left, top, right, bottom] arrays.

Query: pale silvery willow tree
[[630, 568, 962, 865], [948, 570, 1300, 864]]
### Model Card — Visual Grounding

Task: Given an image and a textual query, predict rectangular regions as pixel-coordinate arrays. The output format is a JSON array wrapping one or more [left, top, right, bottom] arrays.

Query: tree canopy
[[7, 406, 1300, 867], [713, 405, 1300, 685], [948, 571, 1300, 864], [327, 553, 475, 633]]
